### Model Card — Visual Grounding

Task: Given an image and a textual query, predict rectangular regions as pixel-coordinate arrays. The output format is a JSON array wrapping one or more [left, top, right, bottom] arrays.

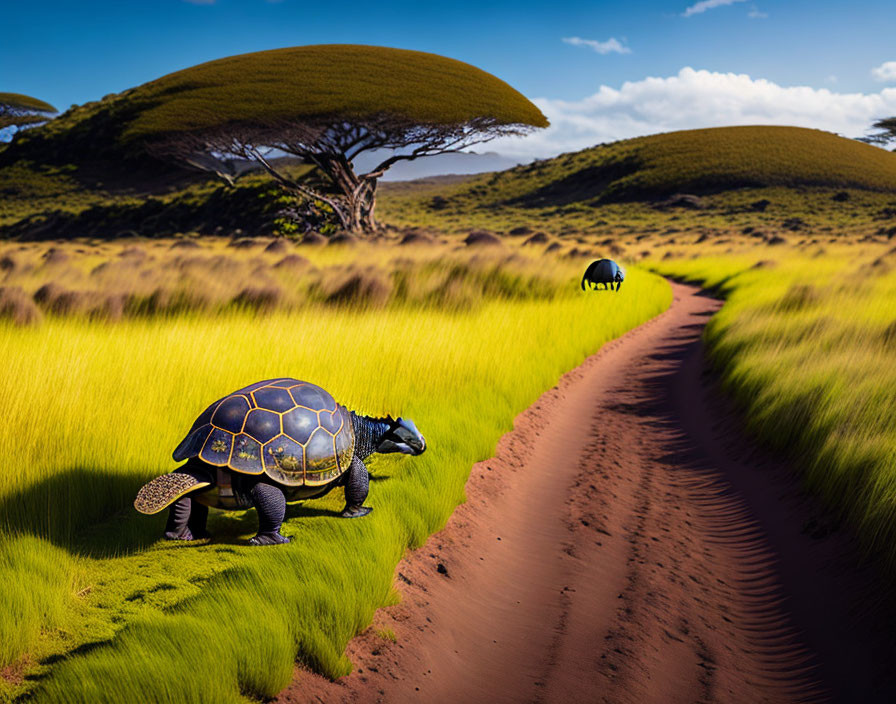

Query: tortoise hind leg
[[164, 495, 208, 541], [247, 482, 290, 546], [341, 456, 372, 518], [187, 501, 210, 539]]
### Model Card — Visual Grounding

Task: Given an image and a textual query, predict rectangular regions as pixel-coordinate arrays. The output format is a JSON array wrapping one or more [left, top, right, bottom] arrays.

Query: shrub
[[0, 286, 42, 325]]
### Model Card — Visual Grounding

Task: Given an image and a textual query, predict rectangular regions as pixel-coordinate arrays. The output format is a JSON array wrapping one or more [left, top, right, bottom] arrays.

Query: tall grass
[[0, 237, 571, 324], [651, 243, 896, 569], [0, 241, 670, 702], [0, 538, 82, 667]]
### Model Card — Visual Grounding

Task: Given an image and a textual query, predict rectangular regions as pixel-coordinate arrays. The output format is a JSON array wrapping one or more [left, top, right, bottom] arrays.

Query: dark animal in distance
[[582, 259, 625, 291]]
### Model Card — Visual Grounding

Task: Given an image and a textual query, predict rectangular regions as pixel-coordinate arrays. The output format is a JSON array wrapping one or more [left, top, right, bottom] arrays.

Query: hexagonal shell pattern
[[170, 378, 355, 488]]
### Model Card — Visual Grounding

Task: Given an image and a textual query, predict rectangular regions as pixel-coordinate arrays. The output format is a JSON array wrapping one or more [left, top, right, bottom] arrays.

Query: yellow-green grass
[[650, 241, 896, 571], [0, 245, 670, 702], [0, 537, 83, 667]]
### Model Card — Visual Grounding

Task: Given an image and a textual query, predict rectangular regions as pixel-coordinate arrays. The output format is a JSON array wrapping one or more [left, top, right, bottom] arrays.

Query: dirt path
[[280, 282, 896, 704]]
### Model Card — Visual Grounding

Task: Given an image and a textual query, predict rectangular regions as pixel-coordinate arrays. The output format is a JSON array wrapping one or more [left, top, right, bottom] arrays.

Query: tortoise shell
[[172, 379, 355, 488]]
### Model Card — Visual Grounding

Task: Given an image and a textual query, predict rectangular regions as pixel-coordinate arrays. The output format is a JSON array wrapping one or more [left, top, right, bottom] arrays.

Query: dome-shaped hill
[[474, 126, 896, 207], [123, 44, 548, 141]]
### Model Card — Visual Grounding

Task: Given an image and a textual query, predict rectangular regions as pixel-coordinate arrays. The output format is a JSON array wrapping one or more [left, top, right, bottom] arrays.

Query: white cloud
[[487, 67, 896, 159], [683, 0, 747, 17], [563, 36, 631, 55], [871, 61, 896, 82], [747, 6, 768, 18]]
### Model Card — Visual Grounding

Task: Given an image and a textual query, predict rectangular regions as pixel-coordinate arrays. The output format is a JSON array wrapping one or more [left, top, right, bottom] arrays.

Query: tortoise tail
[[134, 471, 211, 515]]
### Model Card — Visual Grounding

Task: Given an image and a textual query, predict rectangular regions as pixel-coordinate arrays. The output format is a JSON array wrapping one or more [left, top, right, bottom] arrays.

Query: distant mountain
[[170, 150, 525, 183], [352, 149, 526, 181]]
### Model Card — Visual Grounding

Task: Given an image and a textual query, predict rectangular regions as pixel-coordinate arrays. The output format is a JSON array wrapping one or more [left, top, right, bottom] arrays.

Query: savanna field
[[0, 235, 671, 702], [2, 124, 896, 702]]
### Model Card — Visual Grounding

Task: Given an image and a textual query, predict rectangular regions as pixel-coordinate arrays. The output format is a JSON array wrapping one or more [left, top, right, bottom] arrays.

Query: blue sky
[[3, 0, 896, 159]]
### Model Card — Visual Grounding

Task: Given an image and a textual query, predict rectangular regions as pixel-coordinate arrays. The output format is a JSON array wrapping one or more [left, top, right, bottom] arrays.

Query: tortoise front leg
[[247, 482, 291, 545], [341, 456, 372, 518]]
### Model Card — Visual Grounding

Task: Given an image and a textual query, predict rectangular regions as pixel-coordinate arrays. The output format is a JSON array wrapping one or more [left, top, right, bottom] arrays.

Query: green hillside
[[456, 126, 896, 207], [4, 124, 896, 240], [376, 125, 896, 237]]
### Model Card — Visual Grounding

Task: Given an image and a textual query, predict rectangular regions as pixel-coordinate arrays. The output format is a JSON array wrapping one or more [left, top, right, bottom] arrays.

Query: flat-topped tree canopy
[[123, 44, 548, 140], [0, 92, 58, 131], [859, 117, 896, 149], [122, 45, 548, 233]]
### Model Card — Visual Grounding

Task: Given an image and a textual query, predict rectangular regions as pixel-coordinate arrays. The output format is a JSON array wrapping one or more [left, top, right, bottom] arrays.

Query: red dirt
[[280, 282, 896, 704]]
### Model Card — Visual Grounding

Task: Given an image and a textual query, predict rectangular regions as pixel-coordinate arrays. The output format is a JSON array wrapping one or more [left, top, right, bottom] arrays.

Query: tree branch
[[247, 147, 350, 227], [143, 112, 539, 233]]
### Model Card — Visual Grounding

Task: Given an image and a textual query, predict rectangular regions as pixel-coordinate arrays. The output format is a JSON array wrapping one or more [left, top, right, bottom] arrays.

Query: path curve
[[280, 282, 896, 704]]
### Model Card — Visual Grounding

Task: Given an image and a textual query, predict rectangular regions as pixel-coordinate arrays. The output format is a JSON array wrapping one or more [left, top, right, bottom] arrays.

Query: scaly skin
[[341, 455, 372, 518], [162, 413, 396, 543]]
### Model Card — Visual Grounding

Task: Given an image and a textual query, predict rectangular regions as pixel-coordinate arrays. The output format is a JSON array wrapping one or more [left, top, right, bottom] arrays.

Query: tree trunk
[[360, 181, 379, 231], [314, 158, 381, 235], [331, 176, 378, 234], [254, 151, 380, 235]]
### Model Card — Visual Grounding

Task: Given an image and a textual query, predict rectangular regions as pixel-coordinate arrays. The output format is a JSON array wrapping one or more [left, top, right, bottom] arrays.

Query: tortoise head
[[376, 416, 426, 456]]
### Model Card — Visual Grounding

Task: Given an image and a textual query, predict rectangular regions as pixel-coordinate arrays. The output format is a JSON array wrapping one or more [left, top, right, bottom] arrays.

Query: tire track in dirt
[[281, 282, 896, 704]]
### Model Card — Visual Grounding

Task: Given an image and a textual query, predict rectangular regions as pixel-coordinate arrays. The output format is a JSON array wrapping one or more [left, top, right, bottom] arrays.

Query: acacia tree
[[858, 117, 896, 150], [0, 93, 58, 134], [124, 45, 549, 233]]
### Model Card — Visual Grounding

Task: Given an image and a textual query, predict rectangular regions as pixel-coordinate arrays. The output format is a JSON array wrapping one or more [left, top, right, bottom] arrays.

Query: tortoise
[[581, 259, 625, 291], [135, 378, 426, 545]]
